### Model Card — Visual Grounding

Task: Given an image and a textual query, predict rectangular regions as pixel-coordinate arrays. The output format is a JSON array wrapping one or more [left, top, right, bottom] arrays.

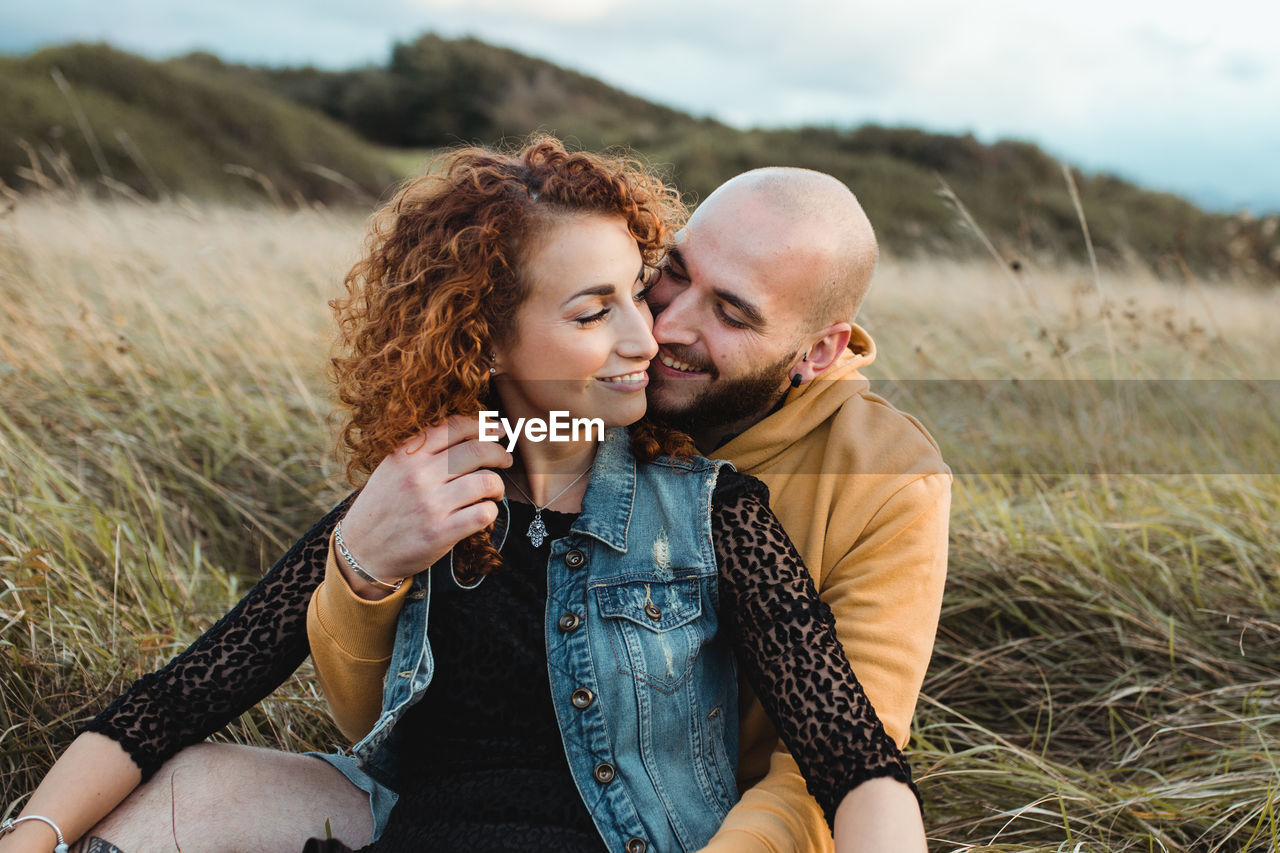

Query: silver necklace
[[503, 465, 593, 547]]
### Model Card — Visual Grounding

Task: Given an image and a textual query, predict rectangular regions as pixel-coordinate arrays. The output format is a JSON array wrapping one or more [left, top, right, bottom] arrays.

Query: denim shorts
[[310, 751, 399, 841]]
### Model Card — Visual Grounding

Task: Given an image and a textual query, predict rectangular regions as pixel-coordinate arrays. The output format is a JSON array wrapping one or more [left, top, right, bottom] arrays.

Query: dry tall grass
[[1, 195, 1276, 851]]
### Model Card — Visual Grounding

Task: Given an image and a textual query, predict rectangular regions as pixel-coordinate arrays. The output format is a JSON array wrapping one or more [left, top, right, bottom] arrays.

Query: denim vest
[[351, 427, 739, 852]]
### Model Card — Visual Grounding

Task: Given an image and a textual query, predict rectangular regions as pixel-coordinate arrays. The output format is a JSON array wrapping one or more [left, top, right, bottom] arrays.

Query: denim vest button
[[571, 688, 595, 709], [564, 549, 586, 569], [643, 602, 662, 620], [558, 612, 581, 632], [624, 838, 647, 853], [593, 762, 615, 783], [406, 588, 427, 601]]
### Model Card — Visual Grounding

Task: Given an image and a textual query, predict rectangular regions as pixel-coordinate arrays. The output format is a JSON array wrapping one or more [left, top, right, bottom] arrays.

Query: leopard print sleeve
[[711, 470, 921, 828], [81, 493, 356, 781]]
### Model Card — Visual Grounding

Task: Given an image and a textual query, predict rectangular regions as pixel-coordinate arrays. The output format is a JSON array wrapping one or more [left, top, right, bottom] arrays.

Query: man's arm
[[306, 537, 408, 740], [817, 472, 952, 747], [702, 472, 951, 852], [306, 417, 510, 739]]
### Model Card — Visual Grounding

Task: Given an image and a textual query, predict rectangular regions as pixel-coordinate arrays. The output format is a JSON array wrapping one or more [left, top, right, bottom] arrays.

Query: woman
[[303, 138, 923, 852], [0, 139, 923, 853]]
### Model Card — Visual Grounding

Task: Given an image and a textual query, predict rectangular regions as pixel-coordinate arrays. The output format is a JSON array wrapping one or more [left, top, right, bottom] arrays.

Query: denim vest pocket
[[594, 574, 709, 694]]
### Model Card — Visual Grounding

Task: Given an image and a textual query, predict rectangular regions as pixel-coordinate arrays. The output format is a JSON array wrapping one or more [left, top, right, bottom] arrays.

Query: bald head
[[693, 167, 878, 325]]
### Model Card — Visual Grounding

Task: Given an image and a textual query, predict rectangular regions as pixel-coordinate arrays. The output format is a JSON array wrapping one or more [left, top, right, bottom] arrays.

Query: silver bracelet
[[0, 815, 71, 853], [333, 519, 404, 593]]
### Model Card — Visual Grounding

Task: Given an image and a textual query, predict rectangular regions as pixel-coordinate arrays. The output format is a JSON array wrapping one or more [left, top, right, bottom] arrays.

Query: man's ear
[[793, 322, 852, 382]]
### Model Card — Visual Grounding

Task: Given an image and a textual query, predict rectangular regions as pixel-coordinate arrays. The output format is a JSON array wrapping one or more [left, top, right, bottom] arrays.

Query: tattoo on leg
[[74, 838, 127, 853]]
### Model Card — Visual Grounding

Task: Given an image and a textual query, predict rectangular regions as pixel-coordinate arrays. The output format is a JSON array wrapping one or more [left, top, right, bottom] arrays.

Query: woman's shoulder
[[712, 467, 770, 507], [641, 450, 769, 507]]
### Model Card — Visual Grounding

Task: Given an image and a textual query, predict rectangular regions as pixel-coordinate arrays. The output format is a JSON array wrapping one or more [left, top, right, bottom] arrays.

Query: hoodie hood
[[713, 323, 876, 468]]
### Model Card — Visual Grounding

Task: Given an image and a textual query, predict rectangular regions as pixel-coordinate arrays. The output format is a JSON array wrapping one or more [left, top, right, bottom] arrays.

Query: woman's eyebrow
[[561, 284, 615, 307], [562, 267, 645, 307]]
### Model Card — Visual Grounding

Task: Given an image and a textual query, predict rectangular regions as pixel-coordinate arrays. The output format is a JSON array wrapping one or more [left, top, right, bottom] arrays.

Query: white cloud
[[2, 0, 1277, 209], [407, 0, 625, 20]]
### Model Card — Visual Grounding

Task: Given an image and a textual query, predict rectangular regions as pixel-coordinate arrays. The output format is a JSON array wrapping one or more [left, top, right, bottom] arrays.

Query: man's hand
[[337, 414, 512, 592]]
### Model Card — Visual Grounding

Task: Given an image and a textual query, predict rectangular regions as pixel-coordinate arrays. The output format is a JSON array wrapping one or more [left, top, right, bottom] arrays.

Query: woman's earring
[[490, 366, 497, 375], [489, 352, 498, 375]]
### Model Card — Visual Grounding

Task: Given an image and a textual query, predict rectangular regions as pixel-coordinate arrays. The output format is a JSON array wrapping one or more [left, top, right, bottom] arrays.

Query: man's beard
[[648, 349, 797, 441]]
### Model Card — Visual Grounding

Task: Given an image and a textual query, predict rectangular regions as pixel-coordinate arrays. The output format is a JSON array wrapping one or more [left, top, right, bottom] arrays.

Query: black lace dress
[[85, 473, 916, 851]]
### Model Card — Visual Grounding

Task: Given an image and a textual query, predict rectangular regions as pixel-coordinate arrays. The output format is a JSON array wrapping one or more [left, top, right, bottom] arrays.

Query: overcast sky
[[4, 0, 1277, 213]]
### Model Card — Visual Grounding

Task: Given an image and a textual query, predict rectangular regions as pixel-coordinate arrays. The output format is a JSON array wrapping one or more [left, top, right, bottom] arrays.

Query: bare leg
[[72, 744, 373, 853]]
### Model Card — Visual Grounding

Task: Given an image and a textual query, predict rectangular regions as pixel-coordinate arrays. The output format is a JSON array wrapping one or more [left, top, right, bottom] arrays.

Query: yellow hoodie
[[702, 325, 950, 852], [307, 324, 950, 852]]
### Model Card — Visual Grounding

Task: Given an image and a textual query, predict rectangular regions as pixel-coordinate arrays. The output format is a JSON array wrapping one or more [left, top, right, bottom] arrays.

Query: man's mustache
[[653, 345, 718, 378]]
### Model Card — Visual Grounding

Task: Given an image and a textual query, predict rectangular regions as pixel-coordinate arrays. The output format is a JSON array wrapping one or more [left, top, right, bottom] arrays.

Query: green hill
[[197, 34, 1280, 280], [2, 38, 1276, 280], [0, 43, 397, 204]]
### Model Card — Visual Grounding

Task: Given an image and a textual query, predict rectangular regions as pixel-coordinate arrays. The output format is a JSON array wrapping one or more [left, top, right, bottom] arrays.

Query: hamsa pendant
[[527, 513, 548, 547]]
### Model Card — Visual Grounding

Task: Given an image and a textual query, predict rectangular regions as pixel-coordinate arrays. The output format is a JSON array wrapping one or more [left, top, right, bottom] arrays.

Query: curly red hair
[[332, 137, 696, 577]]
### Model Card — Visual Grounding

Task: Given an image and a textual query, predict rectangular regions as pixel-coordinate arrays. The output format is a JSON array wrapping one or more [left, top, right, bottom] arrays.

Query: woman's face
[[493, 213, 657, 431]]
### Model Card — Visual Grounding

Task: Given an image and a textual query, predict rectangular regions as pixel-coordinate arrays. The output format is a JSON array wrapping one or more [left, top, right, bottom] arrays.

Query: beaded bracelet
[[0, 815, 71, 853], [333, 520, 404, 593]]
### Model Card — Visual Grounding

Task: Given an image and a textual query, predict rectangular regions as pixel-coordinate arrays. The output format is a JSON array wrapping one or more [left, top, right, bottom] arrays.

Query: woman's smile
[[595, 367, 650, 391]]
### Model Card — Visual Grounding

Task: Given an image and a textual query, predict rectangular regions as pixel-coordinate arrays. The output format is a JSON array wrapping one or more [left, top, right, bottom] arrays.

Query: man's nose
[[650, 289, 697, 347]]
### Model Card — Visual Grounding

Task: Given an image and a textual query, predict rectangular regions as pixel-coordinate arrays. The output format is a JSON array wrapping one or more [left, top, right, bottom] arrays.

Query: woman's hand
[[336, 415, 512, 599], [0, 733, 141, 853], [833, 777, 927, 853]]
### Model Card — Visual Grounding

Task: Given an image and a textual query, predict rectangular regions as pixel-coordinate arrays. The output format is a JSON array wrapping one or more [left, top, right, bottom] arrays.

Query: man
[[3, 168, 946, 853], [643, 168, 950, 850]]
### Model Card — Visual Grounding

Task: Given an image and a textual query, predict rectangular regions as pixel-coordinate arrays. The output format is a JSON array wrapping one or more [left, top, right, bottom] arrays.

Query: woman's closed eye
[[574, 277, 654, 325], [574, 306, 611, 326]]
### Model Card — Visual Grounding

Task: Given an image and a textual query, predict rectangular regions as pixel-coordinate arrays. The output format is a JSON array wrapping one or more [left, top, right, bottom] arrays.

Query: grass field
[[1, 194, 1277, 850]]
